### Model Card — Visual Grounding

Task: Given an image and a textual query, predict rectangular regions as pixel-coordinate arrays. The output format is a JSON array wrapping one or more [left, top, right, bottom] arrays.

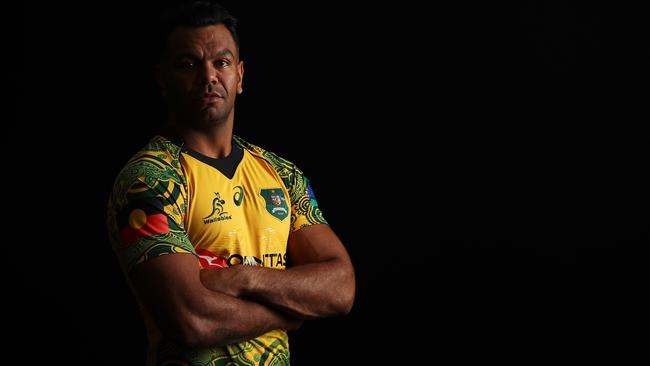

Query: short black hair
[[157, 1, 240, 59]]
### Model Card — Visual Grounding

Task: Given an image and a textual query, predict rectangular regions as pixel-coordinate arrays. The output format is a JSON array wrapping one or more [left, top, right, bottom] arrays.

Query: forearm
[[201, 258, 354, 319], [131, 253, 299, 349], [182, 287, 299, 347]]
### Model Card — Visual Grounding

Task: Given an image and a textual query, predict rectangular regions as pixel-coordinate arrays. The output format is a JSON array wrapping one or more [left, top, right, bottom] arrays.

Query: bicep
[[129, 252, 210, 338], [130, 252, 202, 305], [286, 170, 345, 266], [287, 224, 351, 266]]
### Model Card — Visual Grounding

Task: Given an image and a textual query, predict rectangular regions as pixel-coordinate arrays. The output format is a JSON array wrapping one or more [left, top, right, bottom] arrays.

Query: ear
[[155, 64, 167, 97], [237, 60, 244, 94]]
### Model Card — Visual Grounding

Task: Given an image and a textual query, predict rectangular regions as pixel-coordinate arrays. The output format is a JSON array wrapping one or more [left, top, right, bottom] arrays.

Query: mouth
[[201, 93, 224, 105]]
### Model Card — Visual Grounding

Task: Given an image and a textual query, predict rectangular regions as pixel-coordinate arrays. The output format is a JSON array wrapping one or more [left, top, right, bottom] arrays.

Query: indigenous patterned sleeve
[[107, 147, 195, 273], [287, 166, 328, 232]]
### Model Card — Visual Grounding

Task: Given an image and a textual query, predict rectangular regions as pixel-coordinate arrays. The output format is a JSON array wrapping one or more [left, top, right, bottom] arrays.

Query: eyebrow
[[214, 49, 235, 59], [175, 51, 199, 60], [173, 49, 235, 60]]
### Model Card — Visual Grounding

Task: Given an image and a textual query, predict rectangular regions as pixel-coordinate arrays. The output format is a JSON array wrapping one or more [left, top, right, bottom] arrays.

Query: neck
[[171, 117, 234, 159]]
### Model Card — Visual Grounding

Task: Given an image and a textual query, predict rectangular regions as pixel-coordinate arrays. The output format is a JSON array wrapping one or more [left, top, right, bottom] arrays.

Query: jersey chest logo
[[203, 192, 233, 224], [232, 185, 244, 206], [260, 188, 289, 221]]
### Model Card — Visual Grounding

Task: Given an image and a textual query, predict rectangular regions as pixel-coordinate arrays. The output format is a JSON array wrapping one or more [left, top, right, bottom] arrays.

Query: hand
[[199, 265, 247, 298]]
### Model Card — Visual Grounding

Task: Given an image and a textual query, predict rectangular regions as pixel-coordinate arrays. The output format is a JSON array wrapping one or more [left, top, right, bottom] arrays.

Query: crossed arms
[[130, 224, 355, 348]]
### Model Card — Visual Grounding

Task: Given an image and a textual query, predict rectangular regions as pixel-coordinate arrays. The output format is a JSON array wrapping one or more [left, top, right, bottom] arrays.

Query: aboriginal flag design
[[116, 197, 170, 248]]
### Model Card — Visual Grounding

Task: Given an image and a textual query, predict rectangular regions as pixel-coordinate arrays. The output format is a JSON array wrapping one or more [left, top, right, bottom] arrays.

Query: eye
[[175, 59, 196, 70], [215, 59, 231, 68]]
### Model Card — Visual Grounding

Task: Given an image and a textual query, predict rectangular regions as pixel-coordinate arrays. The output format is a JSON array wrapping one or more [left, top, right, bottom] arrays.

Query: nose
[[199, 62, 218, 89]]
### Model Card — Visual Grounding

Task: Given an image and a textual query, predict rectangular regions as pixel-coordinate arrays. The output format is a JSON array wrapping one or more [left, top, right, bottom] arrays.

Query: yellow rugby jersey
[[106, 135, 327, 366]]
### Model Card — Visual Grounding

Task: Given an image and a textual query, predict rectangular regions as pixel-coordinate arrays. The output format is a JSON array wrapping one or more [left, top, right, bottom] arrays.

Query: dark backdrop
[[14, 0, 647, 364]]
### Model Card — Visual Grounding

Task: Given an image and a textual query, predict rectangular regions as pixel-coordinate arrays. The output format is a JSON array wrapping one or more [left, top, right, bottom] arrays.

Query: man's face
[[158, 24, 243, 128]]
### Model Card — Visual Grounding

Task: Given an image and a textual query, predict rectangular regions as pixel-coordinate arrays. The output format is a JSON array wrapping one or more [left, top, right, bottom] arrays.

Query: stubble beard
[[202, 105, 230, 126], [171, 101, 232, 130]]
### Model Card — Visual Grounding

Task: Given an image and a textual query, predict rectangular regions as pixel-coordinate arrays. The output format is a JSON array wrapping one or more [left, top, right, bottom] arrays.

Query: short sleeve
[[107, 160, 195, 273], [289, 170, 328, 232]]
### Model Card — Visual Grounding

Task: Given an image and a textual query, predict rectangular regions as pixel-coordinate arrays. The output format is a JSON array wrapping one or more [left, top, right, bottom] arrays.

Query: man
[[106, 1, 355, 365]]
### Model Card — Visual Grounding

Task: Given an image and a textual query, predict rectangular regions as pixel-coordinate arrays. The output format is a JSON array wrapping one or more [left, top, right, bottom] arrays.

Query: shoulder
[[234, 135, 307, 200], [111, 136, 185, 204], [234, 135, 299, 174]]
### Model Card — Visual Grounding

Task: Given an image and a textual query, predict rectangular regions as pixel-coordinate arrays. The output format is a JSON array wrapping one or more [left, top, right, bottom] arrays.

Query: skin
[[157, 24, 244, 158], [132, 253, 302, 347], [131, 23, 355, 348], [200, 223, 355, 319]]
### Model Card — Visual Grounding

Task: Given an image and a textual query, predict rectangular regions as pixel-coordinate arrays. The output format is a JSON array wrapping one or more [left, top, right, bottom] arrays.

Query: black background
[[12, 0, 647, 364]]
